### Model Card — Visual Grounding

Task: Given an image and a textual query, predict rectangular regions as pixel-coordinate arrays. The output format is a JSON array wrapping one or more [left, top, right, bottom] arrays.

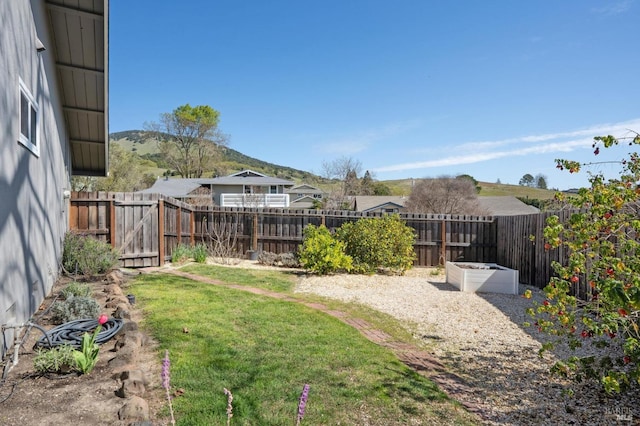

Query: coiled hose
[[34, 318, 123, 349]]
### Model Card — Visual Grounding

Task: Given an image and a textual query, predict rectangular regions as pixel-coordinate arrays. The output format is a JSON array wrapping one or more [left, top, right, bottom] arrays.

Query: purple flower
[[296, 384, 310, 425], [224, 388, 233, 426], [161, 350, 171, 390]]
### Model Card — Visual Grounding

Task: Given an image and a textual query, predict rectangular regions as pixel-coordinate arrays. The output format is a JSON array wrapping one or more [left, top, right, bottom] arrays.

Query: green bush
[[60, 281, 92, 299], [33, 344, 77, 373], [171, 244, 192, 263], [62, 232, 119, 276], [171, 243, 209, 263], [192, 243, 208, 263], [336, 215, 416, 275], [298, 225, 352, 275], [51, 296, 100, 324]]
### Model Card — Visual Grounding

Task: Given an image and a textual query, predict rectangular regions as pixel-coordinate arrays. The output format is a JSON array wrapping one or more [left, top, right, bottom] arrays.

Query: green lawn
[[130, 268, 477, 425]]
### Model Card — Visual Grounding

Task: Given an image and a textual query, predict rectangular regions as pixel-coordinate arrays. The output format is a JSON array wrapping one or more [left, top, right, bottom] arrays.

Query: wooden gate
[[112, 193, 160, 268]]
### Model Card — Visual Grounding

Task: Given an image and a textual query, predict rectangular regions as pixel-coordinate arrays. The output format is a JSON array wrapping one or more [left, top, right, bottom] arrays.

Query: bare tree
[[321, 156, 362, 209], [202, 213, 241, 264], [405, 176, 488, 214]]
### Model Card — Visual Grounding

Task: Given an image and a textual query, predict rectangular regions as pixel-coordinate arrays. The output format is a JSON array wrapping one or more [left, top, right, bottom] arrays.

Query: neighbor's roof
[[140, 170, 295, 198], [353, 196, 408, 212], [47, 0, 109, 176], [477, 196, 539, 216], [208, 170, 294, 186], [139, 179, 204, 198], [286, 184, 323, 193]]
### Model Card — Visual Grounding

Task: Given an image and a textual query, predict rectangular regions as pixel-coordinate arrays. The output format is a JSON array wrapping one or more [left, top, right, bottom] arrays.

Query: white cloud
[[313, 119, 422, 156], [591, 0, 633, 16], [373, 119, 640, 173]]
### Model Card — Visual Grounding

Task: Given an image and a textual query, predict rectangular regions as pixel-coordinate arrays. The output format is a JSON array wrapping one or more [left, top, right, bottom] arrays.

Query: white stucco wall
[[0, 1, 71, 358]]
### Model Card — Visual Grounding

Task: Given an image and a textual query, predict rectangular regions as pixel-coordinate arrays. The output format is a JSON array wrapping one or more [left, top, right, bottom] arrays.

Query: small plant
[[72, 314, 108, 374], [257, 251, 279, 266], [62, 232, 119, 276], [51, 296, 100, 324], [296, 384, 310, 426], [257, 251, 300, 268], [162, 350, 176, 426], [60, 281, 91, 299], [192, 243, 208, 263], [298, 224, 352, 275], [223, 388, 233, 426], [171, 244, 192, 264], [33, 344, 76, 373]]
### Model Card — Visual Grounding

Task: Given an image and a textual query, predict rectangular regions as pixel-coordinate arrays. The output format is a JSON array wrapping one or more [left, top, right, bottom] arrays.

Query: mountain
[[109, 130, 325, 184]]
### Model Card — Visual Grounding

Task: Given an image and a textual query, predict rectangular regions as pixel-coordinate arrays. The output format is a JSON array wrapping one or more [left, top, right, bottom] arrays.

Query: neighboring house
[[141, 170, 295, 207], [353, 196, 407, 214], [1, 1, 108, 358], [286, 184, 325, 209]]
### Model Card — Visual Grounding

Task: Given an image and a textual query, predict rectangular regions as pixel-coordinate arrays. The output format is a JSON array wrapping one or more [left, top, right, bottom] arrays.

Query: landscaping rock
[[114, 303, 132, 319], [120, 369, 148, 385], [106, 295, 129, 309], [116, 377, 146, 398], [118, 396, 149, 421]]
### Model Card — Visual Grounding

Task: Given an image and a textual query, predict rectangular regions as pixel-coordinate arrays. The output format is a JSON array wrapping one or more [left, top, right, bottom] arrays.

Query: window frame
[[18, 78, 40, 157]]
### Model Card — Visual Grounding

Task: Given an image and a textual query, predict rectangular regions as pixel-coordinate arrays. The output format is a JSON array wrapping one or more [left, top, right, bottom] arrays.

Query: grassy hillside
[[381, 178, 559, 199], [110, 130, 326, 184]]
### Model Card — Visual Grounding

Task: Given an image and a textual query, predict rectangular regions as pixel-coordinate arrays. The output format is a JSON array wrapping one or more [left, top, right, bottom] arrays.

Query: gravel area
[[295, 267, 640, 425]]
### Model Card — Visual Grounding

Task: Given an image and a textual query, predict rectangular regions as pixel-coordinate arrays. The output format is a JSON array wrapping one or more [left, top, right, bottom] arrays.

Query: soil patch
[[0, 272, 168, 426]]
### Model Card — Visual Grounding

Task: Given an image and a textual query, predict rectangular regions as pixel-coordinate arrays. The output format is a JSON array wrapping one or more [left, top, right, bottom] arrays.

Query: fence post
[[158, 199, 165, 267], [252, 213, 258, 250], [109, 199, 116, 248], [440, 219, 446, 265]]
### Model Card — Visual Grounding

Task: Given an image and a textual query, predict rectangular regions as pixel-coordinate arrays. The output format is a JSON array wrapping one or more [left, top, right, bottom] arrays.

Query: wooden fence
[[69, 191, 580, 292]]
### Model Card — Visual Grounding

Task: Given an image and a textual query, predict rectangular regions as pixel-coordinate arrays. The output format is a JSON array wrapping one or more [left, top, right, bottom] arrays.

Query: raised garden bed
[[445, 262, 519, 295]]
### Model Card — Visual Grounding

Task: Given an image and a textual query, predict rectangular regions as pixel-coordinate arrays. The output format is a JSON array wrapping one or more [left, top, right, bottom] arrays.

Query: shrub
[[278, 252, 300, 268], [62, 232, 119, 276], [171, 244, 192, 264], [33, 344, 77, 373], [336, 215, 416, 275], [298, 225, 352, 275], [60, 281, 91, 299], [257, 251, 300, 268], [257, 251, 279, 266], [192, 243, 208, 263], [51, 296, 100, 324]]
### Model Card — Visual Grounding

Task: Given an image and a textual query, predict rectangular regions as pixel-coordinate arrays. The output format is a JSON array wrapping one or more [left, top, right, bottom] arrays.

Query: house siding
[[0, 1, 72, 358]]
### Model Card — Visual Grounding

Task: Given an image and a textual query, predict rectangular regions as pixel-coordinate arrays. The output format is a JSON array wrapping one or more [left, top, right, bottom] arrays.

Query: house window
[[270, 185, 278, 194], [18, 79, 39, 156]]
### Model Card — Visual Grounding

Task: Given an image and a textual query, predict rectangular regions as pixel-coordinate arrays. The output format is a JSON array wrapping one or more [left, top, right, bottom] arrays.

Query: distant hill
[[110, 130, 326, 184], [381, 178, 559, 199], [111, 130, 561, 200]]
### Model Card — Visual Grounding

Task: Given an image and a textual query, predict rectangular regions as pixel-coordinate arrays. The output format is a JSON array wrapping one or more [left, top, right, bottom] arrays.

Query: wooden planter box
[[445, 262, 519, 295]]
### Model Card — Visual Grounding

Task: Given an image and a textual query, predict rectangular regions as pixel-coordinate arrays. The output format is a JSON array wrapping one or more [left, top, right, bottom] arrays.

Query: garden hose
[[34, 318, 123, 349]]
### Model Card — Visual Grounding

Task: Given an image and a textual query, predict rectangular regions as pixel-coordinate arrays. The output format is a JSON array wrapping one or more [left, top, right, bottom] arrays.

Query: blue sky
[[109, 1, 640, 189]]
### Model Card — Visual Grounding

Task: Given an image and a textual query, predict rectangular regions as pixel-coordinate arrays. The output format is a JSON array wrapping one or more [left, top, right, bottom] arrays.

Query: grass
[[130, 269, 477, 425]]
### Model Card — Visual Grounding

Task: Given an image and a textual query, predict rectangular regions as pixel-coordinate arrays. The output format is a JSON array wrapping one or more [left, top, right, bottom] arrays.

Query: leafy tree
[[456, 174, 481, 193], [147, 104, 228, 178], [405, 176, 486, 214], [71, 143, 155, 192], [519, 173, 535, 187], [526, 132, 640, 394], [372, 182, 392, 196], [360, 170, 375, 195], [535, 173, 548, 189]]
